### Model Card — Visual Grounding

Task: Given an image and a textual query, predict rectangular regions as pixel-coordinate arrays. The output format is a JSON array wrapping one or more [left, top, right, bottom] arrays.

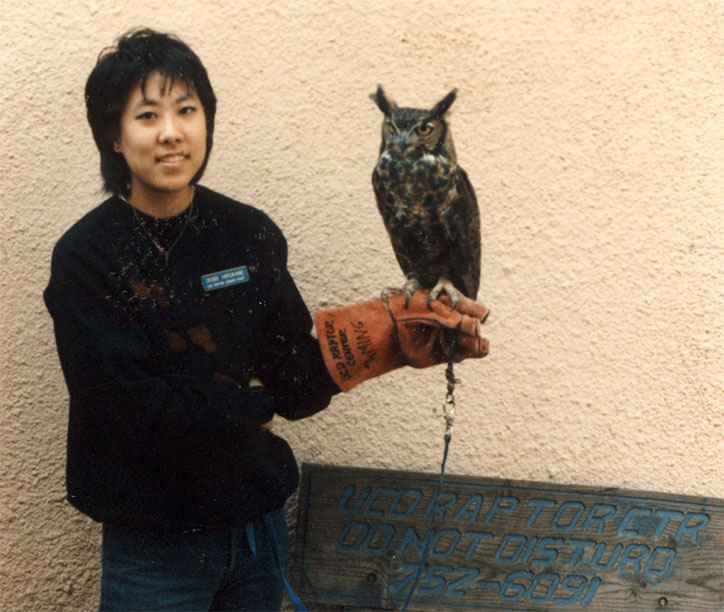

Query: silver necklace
[[122, 191, 195, 265]]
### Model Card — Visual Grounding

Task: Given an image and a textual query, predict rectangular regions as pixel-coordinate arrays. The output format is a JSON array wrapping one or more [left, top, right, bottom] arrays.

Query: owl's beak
[[393, 134, 413, 153]]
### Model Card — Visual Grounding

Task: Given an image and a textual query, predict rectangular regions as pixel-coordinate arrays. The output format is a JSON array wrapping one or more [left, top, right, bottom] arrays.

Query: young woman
[[44, 28, 488, 611]]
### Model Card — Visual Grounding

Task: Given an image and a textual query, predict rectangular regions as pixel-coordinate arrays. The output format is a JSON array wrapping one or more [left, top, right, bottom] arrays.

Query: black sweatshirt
[[44, 185, 339, 530]]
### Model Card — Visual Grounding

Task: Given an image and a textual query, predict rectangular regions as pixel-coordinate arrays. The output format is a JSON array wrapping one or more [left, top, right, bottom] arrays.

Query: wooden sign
[[293, 463, 724, 611]]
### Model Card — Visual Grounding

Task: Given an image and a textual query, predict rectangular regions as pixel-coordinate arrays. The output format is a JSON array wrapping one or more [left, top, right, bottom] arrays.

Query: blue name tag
[[201, 266, 250, 292]]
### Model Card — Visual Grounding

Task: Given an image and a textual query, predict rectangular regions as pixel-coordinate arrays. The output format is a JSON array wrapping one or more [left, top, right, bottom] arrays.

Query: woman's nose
[[159, 114, 182, 143]]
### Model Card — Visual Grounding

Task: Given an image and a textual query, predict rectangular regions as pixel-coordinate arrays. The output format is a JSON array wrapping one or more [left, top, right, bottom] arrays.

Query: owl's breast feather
[[376, 151, 455, 204]]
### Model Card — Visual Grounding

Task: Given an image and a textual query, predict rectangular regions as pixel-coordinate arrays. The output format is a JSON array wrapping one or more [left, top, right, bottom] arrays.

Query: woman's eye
[[136, 111, 156, 120], [180, 105, 197, 115]]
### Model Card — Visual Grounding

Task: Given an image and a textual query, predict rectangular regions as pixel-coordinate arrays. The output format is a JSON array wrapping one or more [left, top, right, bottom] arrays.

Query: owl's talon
[[380, 286, 400, 301], [402, 276, 421, 309], [381, 285, 416, 308], [429, 278, 461, 310]]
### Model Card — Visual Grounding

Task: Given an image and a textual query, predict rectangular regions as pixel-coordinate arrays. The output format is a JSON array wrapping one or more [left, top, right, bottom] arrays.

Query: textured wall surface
[[2, 1, 723, 609]]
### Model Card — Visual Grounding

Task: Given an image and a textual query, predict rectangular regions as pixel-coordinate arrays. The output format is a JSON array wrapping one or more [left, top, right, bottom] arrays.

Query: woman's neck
[[126, 184, 196, 218]]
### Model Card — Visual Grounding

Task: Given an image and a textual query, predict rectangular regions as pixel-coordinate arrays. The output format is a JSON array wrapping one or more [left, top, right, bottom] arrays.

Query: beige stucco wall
[[2, 0, 723, 609]]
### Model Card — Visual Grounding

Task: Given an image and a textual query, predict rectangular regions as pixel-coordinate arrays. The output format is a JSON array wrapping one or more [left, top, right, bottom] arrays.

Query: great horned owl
[[371, 85, 480, 308]]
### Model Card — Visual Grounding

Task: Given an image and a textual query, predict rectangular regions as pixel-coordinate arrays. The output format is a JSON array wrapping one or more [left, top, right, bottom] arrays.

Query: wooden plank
[[292, 463, 724, 611]]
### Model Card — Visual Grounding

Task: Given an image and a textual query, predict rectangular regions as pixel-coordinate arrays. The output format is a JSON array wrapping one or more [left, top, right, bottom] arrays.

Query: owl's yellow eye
[[386, 122, 396, 134], [416, 123, 434, 136]]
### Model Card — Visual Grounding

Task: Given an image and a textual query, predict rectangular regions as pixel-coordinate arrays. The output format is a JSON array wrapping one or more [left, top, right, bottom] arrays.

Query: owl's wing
[[372, 168, 416, 277], [442, 166, 481, 299], [371, 168, 388, 217]]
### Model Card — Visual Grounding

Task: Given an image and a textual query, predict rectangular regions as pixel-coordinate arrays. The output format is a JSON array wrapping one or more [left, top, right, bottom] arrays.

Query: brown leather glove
[[314, 290, 489, 392]]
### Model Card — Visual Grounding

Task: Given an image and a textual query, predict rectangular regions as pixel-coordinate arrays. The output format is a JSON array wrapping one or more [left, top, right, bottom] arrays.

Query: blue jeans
[[99, 509, 289, 611]]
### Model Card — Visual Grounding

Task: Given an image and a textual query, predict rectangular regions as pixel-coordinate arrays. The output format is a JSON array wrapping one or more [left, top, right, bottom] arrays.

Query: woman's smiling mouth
[[157, 153, 187, 164]]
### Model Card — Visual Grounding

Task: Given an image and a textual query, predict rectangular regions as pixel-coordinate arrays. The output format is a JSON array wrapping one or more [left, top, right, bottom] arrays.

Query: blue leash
[[399, 432, 452, 611], [245, 514, 309, 612], [263, 513, 310, 612], [400, 331, 459, 611]]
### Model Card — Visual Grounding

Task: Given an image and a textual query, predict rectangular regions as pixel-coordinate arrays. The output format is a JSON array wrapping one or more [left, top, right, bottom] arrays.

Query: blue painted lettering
[[582, 503, 617, 533], [552, 501, 585, 531], [618, 506, 653, 537], [397, 526, 426, 556], [644, 547, 676, 576], [485, 495, 519, 523], [553, 575, 587, 605], [423, 491, 457, 520], [590, 542, 623, 570], [527, 572, 560, 604], [495, 534, 527, 564], [521, 536, 539, 562], [453, 493, 483, 523], [653, 509, 684, 538], [567, 539, 596, 566], [618, 543, 650, 576], [444, 567, 479, 598], [500, 570, 532, 601], [431, 529, 460, 558], [526, 498, 555, 527], [580, 577, 602, 606], [389, 488, 422, 518], [336, 521, 369, 551], [337, 485, 370, 514], [363, 486, 398, 517], [417, 565, 452, 596], [498, 572, 601, 606], [674, 512, 709, 544], [387, 562, 419, 596], [531, 537, 563, 566], [463, 531, 494, 559], [361, 523, 395, 553]]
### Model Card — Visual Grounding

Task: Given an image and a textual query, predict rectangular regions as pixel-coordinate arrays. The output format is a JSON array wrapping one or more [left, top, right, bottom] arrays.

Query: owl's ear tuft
[[431, 88, 458, 118], [370, 84, 395, 116]]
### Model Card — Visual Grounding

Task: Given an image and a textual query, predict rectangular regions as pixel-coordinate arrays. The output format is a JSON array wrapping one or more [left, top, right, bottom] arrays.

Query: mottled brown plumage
[[371, 85, 480, 308]]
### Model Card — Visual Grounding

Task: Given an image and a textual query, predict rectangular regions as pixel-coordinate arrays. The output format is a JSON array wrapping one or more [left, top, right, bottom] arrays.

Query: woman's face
[[114, 71, 207, 208]]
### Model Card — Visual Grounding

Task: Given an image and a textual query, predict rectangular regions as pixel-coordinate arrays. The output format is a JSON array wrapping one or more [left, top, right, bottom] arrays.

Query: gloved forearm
[[314, 290, 489, 391]]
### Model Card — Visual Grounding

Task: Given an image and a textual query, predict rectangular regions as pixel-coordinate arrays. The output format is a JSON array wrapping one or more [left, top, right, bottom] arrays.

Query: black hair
[[85, 28, 217, 195]]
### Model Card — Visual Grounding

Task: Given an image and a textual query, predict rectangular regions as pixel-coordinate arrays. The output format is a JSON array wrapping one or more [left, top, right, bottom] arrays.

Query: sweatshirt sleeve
[[254, 224, 341, 420], [44, 239, 276, 448]]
